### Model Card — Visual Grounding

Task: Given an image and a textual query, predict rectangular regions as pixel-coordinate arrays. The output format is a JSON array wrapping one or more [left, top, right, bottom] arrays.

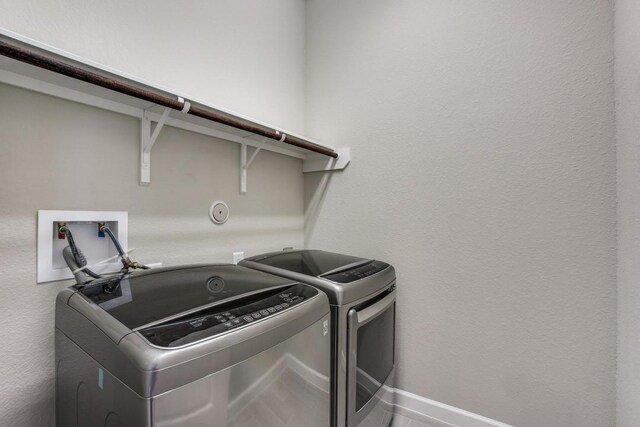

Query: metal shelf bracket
[[140, 98, 191, 184], [240, 136, 270, 194], [303, 147, 351, 173]]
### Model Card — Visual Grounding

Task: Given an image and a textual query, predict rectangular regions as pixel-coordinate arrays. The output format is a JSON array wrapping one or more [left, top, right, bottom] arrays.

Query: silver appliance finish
[[55, 264, 331, 427], [240, 250, 396, 427]]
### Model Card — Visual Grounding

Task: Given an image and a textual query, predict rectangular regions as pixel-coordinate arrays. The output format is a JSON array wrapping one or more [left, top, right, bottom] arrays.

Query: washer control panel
[[139, 284, 316, 347]]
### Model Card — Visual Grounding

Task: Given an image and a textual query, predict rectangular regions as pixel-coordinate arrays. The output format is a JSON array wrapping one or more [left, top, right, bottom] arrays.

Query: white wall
[[615, 0, 640, 425], [0, 1, 306, 425], [0, 0, 306, 133], [305, 1, 617, 426]]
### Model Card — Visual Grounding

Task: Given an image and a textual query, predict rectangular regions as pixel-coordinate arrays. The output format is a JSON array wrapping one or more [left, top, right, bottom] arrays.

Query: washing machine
[[55, 264, 331, 427], [240, 250, 396, 427]]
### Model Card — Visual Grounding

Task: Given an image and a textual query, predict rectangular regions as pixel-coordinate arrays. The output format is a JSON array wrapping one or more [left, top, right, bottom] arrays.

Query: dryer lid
[[247, 249, 371, 277], [75, 264, 296, 330]]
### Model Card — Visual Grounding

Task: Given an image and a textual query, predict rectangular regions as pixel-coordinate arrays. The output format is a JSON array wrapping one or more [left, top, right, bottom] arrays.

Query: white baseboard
[[392, 388, 514, 427]]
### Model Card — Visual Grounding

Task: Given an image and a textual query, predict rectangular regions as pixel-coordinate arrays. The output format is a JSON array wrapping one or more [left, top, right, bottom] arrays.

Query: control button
[[281, 303, 289, 308], [252, 313, 261, 319], [267, 307, 276, 313], [260, 310, 269, 316], [214, 315, 224, 320], [227, 315, 236, 319], [189, 319, 205, 328], [289, 296, 301, 303], [222, 312, 231, 317], [224, 322, 232, 327], [232, 318, 241, 324], [243, 316, 253, 322], [274, 305, 283, 310]]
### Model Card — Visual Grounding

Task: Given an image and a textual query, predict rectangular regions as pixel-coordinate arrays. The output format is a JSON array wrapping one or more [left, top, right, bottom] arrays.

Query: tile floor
[[229, 369, 330, 427], [228, 360, 451, 427], [391, 406, 455, 427]]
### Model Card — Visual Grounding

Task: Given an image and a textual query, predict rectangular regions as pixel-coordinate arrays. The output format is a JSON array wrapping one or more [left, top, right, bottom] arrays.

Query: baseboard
[[392, 388, 514, 427]]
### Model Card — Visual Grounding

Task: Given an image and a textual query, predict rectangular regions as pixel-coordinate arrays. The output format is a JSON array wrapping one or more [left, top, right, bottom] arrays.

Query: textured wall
[[0, 2, 306, 424], [0, 0, 306, 133], [615, 0, 640, 425], [0, 83, 304, 426], [304, 1, 617, 426]]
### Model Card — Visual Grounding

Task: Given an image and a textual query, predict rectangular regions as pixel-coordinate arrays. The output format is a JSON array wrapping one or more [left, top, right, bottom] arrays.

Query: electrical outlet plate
[[145, 262, 163, 269], [232, 251, 245, 264], [37, 210, 128, 284]]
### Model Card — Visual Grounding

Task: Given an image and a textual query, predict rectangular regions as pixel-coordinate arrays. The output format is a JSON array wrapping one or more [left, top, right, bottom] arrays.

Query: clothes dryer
[[241, 250, 396, 427]]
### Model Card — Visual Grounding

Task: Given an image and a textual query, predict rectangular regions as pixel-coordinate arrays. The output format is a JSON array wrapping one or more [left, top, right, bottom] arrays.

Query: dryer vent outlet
[[209, 201, 229, 224]]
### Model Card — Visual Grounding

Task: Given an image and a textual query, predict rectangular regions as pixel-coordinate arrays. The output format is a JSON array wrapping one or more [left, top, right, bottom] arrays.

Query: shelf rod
[[0, 40, 338, 159]]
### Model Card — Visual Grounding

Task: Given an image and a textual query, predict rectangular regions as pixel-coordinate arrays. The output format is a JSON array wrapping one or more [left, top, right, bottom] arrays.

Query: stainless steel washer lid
[[74, 264, 293, 331], [240, 250, 396, 305]]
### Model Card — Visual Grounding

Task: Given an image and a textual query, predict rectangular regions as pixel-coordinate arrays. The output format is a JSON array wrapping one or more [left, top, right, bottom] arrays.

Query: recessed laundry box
[[241, 250, 396, 427], [55, 264, 331, 427]]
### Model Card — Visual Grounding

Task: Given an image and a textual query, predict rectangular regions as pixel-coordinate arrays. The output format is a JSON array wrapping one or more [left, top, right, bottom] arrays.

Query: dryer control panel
[[322, 260, 389, 283], [139, 284, 317, 347]]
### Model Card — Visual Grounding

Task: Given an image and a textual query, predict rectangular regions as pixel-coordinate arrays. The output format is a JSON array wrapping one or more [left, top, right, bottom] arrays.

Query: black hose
[[63, 228, 102, 279], [101, 226, 126, 258]]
